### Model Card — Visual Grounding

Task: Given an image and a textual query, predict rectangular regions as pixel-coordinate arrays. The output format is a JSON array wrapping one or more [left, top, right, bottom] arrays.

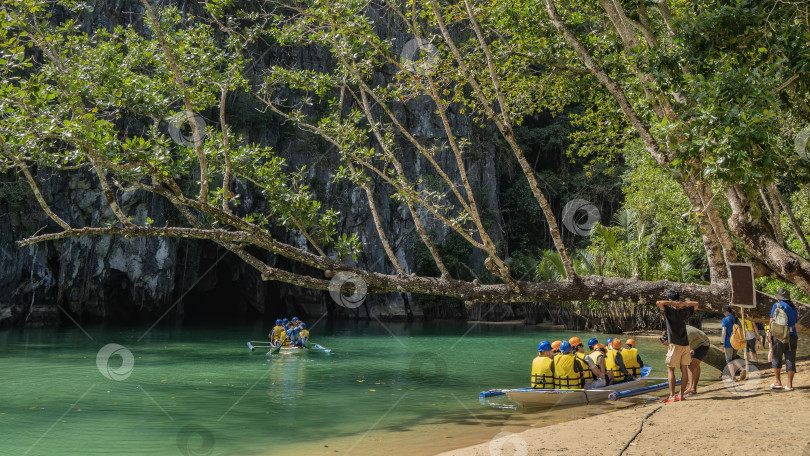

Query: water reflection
[[266, 355, 307, 405]]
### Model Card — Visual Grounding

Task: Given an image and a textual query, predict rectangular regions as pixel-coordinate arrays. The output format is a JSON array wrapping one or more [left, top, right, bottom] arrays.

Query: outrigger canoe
[[482, 366, 653, 407], [245, 341, 332, 355]]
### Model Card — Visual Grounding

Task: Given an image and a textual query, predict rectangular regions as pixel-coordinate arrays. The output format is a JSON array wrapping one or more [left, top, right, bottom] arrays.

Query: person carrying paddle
[[656, 289, 697, 403], [570, 337, 606, 389], [770, 288, 799, 391], [531, 341, 556, 389]]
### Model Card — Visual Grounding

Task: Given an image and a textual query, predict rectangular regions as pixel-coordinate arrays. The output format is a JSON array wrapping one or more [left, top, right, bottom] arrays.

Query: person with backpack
[[720, 306, 743, 373], [741, 316, 761, 362], [770, 288, 799, 391]]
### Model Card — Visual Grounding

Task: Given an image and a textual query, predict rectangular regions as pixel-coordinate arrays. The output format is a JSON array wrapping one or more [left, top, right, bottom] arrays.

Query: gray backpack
[[771, 302, 791, 343]]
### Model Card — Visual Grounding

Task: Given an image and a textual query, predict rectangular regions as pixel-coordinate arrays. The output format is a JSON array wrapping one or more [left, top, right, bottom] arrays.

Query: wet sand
[[438, 361, 810, 456]]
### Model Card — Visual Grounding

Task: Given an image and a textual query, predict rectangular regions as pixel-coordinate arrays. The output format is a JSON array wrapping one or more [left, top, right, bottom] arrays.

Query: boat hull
[[504, 377, 647, 406], [267, 346, 332, 355]]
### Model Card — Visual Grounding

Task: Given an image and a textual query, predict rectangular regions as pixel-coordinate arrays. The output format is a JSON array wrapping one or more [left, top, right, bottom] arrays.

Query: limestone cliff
[[0, 1, 532, 327]]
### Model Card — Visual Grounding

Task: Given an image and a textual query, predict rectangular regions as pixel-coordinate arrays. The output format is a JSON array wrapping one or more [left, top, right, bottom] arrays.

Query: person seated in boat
[[280, 323, 292, 347], [589, 343, 609, 385], [623, 339, 644, 378], [605, 339, 634, 383], [299, 323, 309, 347], [551, 340, 562, 356], [570, 337, 606, 389], [287, 324, 301, 347], [606, 338, 614, 351], [269, 319, 284, 347], [553, 341, 584, 390], [587, 337, 599, 352], [531, 341, 556, 389]]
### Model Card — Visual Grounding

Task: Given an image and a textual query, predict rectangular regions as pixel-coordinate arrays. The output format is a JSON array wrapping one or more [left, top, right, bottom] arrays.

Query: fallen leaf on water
[[369, 389, 376, 392]]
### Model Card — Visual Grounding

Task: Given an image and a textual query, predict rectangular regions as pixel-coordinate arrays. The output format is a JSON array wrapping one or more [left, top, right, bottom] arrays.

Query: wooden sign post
[[728, 263, 757, 379]]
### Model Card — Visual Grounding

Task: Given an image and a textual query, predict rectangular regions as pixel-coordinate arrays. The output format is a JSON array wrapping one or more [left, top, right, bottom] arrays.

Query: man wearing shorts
[[686, 325, 710, 394], [656, 289, 698, 403], [770, 288, 799, 391]]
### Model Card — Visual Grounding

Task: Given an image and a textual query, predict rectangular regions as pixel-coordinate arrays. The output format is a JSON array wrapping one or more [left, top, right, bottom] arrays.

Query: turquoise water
[[0, 321, 673, 456]]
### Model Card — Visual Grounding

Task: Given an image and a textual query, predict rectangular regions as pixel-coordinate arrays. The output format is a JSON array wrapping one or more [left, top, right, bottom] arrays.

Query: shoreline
[[437, 360, 810, 456]]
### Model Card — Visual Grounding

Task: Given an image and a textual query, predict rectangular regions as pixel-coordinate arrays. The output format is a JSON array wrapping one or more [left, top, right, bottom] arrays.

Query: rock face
[[0, 3, 514, 327]]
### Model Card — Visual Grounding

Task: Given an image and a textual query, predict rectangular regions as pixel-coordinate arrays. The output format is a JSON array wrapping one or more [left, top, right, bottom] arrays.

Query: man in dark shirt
[[656, 289, 698, 403]]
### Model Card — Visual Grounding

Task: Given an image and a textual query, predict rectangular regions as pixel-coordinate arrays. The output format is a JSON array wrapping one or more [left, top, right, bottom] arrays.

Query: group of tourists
[[530, 336, 644, 390], [268, 317, 310, 348], [657, 287, 799, 403], [532, 287, 800, 400]]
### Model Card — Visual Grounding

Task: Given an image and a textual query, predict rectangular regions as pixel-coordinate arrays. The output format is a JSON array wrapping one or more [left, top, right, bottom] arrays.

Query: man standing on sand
[[656, 289, 698, 403], [770, 288, 799, 391], [661, 325, 711, 395]]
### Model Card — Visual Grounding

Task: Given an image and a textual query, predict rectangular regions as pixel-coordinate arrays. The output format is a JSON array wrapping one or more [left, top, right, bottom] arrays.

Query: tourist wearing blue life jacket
[[770, 288, 799, 391]]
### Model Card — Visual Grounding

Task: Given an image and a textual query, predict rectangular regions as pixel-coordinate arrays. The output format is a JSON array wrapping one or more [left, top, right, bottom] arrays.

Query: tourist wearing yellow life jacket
[[280, 323, 292, 347], [269, 319, 284, 346], [589, 343, 609, 385], [605, 339, 634, 383], [553, 341, 584, 389], [531, 341, 556, 389], [299, 323, 310, 347], [570, 337, 606, 389], [623, 339, 644, 378]]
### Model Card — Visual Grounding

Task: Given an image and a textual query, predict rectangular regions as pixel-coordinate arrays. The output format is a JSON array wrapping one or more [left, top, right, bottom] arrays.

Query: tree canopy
[[1, 0, 809, 321]]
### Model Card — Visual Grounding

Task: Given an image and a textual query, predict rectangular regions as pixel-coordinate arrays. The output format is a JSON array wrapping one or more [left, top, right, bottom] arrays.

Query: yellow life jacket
[[271, 325, 284, 341], [553, 353, 582, 390], [575, 352, 595, 381], [531, 356, 555, 389], [623, 347, 641, 377], [743, 319, 755, 331], [605, 349, 625, 382], [301, 329, 310, 339], [588, 350, 604, 369]]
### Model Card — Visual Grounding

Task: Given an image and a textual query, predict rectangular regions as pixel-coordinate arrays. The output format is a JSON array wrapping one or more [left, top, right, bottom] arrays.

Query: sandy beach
[[438, 361, 810, 456]]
